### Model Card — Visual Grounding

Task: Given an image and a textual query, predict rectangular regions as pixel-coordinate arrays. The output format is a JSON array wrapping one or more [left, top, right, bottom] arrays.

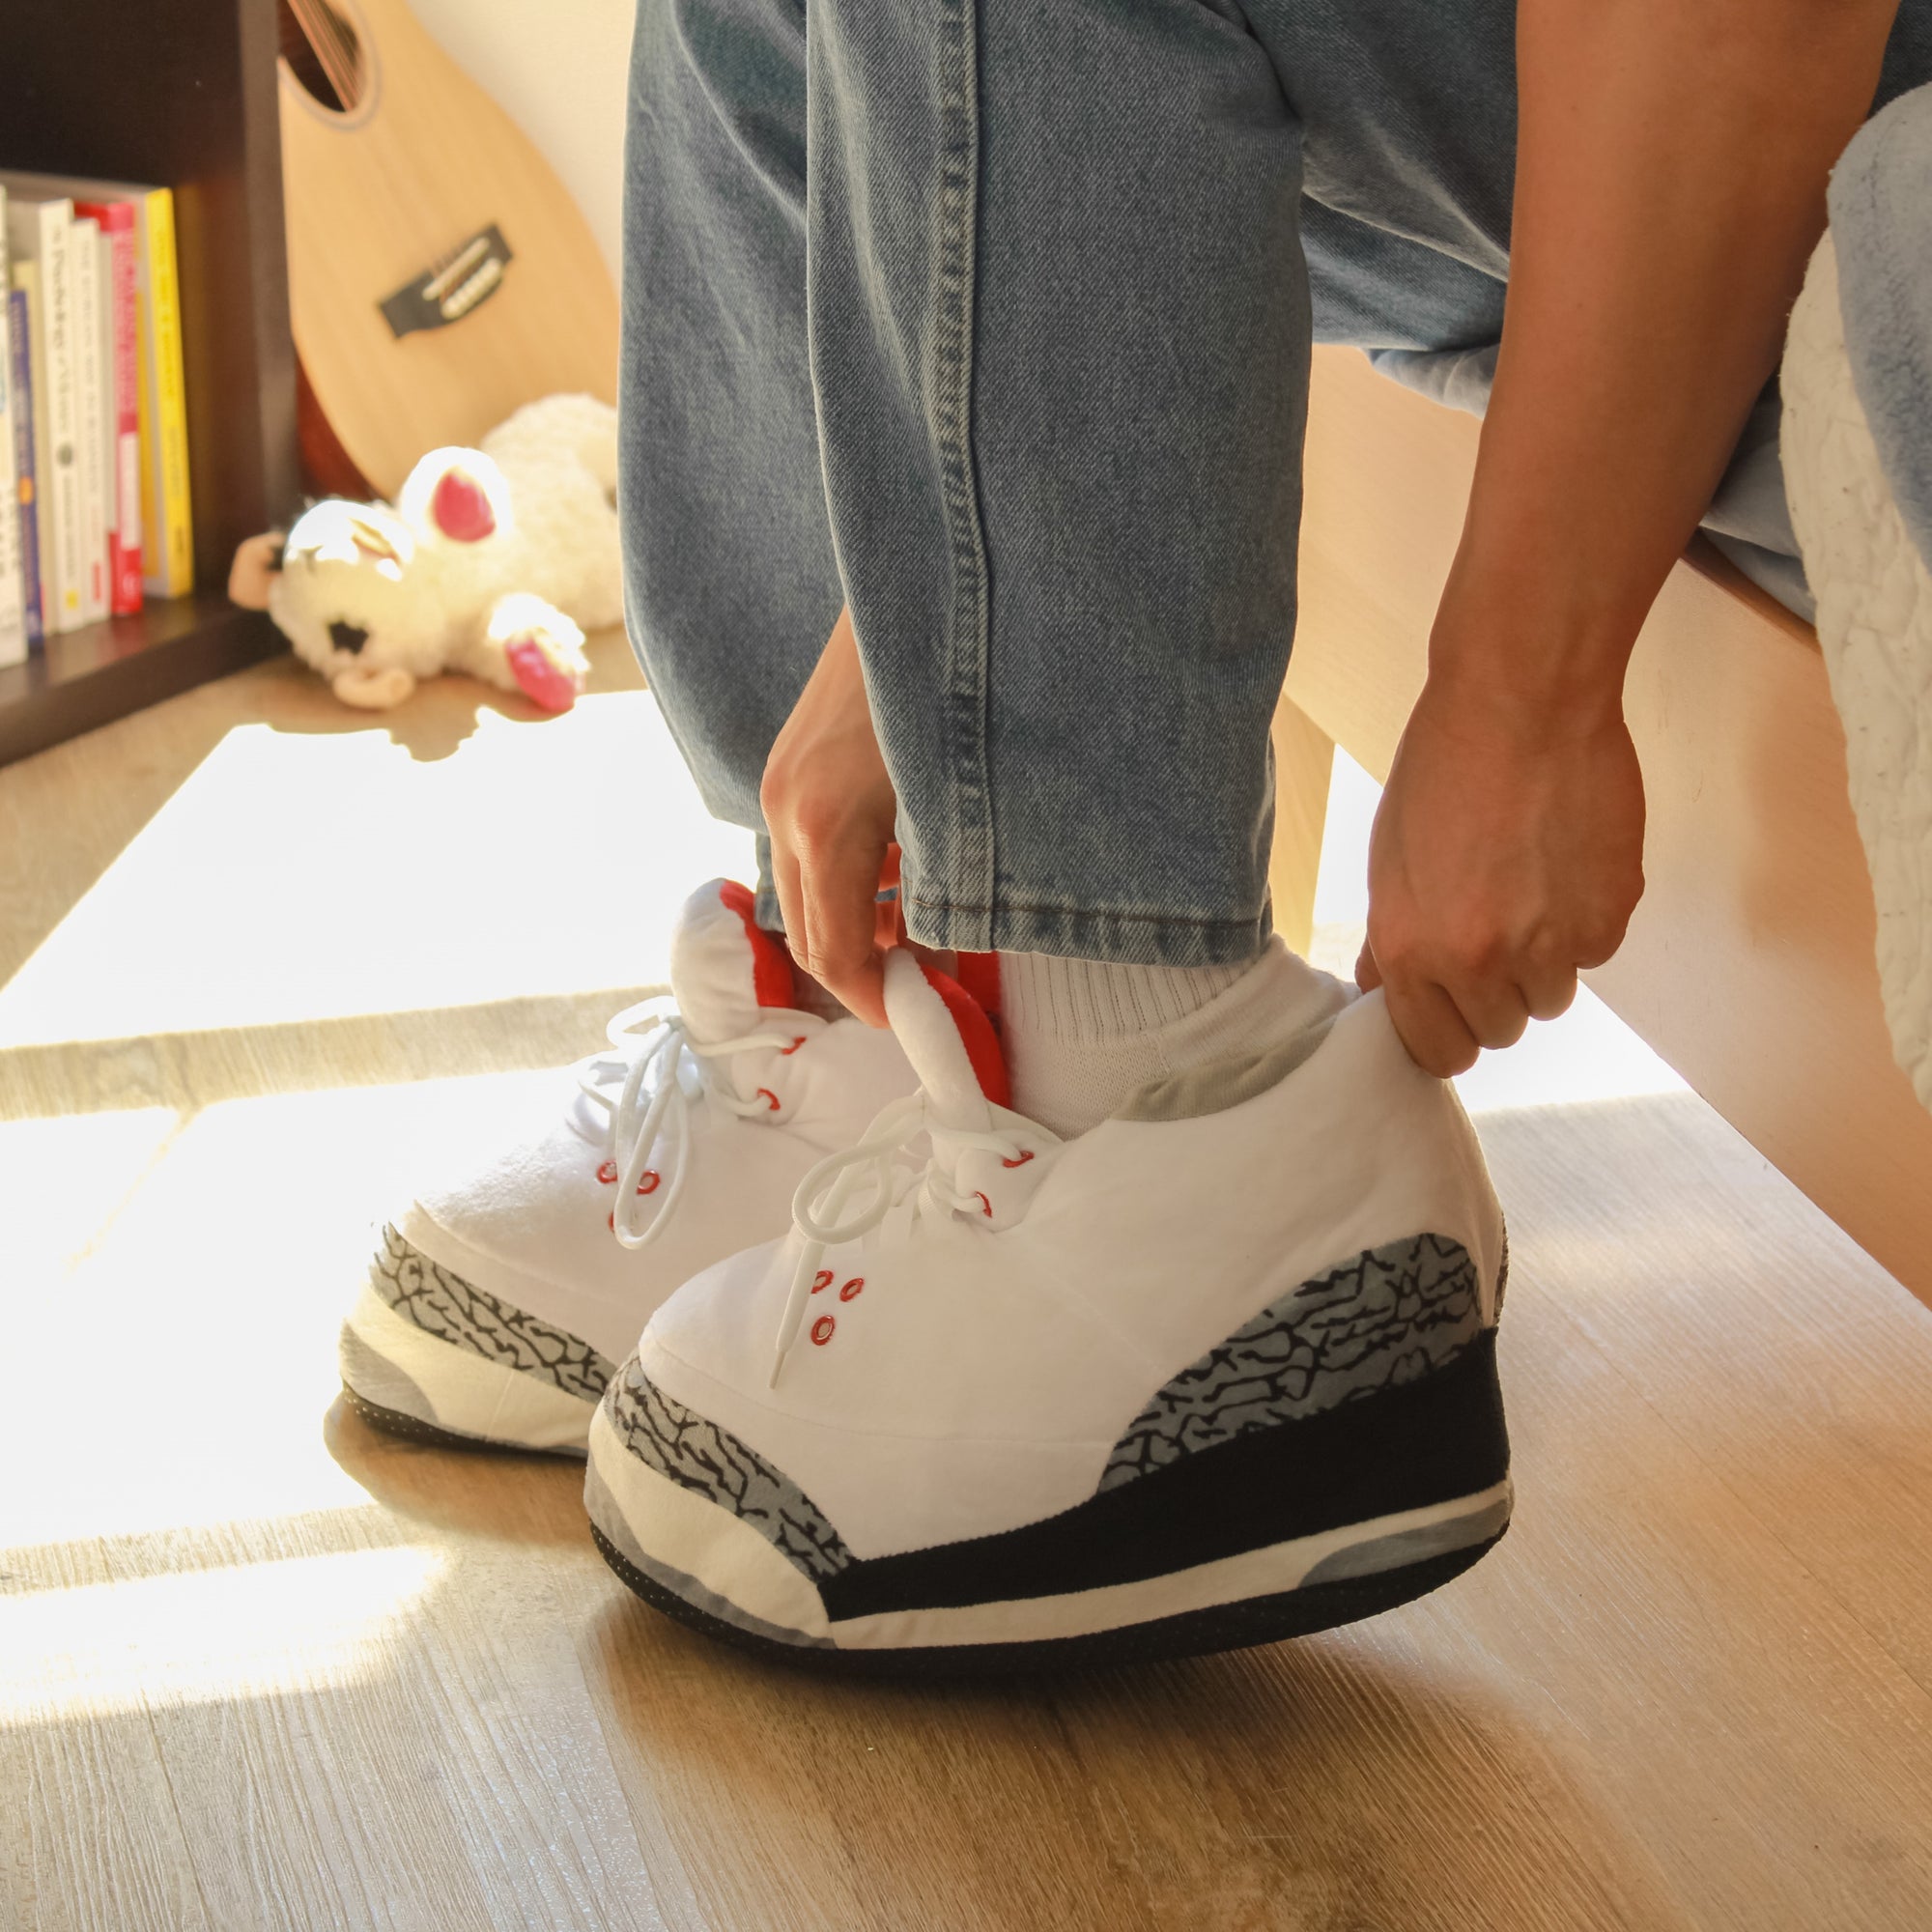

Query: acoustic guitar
[[277, 0, 620, 498]]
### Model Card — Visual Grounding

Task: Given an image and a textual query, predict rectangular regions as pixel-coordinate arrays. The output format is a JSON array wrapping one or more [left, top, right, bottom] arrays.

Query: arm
[[1361, 0, 1899, 1073]]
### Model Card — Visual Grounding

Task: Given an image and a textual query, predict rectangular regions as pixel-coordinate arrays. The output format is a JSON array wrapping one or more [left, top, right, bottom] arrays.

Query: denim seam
[[930, 0, 996, 952], [906, 893, 1265, 933]]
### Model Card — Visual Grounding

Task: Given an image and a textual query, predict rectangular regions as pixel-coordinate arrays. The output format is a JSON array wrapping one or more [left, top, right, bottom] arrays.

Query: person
[[340, 0, 1932, 1671]]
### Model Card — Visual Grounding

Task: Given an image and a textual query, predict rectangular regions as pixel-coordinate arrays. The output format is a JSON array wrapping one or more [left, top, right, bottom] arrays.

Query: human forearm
[[1363, 0, 1899, 1075], [1435, 0, 1897, 715]]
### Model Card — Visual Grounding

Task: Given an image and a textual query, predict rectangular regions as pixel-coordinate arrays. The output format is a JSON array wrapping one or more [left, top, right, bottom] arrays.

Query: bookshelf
[[0, 0, 298, 767]]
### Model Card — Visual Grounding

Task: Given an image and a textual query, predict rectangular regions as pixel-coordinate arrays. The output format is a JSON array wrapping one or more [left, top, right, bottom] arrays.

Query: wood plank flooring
[[4, 639, 1930, 1930]]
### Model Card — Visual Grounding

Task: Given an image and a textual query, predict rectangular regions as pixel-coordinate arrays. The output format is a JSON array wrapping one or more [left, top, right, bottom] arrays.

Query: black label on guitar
[[380, 225, 514, 340]]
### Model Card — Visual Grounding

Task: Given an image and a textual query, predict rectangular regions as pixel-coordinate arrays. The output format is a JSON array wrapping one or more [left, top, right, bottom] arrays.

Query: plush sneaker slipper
[[338, 881, 918, 1455], [584, 947, 1512, 1676]]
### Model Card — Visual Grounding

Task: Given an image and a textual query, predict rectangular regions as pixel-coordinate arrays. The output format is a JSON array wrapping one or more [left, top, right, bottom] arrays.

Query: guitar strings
[[289, 0, 358, 111]]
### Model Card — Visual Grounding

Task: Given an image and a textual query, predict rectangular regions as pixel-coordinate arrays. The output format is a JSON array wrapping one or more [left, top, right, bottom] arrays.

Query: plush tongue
[[668, 879, 801, 1043], [881, 947, 1009, 1127]]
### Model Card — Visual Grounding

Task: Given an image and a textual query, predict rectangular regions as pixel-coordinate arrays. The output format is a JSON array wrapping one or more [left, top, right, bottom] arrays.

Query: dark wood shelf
[[0, 597, 282, 766], [2, 0, 298, 769]]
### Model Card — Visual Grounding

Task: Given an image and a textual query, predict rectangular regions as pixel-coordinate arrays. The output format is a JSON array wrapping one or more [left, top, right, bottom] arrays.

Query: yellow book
[[133, 186, 191, 599]]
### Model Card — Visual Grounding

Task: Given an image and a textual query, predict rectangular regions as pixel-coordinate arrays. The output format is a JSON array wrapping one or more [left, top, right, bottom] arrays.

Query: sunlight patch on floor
[[0, 1067, 562, 1548], [0, 690, 755, 1051], [0, 1545, 444, 1725]]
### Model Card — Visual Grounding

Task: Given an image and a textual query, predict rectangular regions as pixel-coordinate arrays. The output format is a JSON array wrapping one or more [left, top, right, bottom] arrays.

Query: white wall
[[408, 0, 636, 280]]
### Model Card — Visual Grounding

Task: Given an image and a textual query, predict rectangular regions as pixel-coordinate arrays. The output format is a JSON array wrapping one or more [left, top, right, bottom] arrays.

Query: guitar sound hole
[[278, 0, 366, 116]]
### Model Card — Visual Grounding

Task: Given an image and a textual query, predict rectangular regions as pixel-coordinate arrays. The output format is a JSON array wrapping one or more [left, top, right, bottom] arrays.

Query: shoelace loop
[[769, 1095, 1037, 1384], [579, 990, 804, 1251]]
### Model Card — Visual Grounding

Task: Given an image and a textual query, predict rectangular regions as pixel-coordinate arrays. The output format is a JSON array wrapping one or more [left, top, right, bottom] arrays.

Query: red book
[[72, 198, 143, 613]]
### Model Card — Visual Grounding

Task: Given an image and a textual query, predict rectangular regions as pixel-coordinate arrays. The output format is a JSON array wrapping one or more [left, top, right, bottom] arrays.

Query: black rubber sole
[[338, 1382, 587, 1460], [588, 1519, 1509, 1680]]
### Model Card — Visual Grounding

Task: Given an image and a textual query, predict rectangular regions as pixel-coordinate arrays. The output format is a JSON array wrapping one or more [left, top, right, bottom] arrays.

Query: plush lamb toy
[[229, 393, 621, 712]]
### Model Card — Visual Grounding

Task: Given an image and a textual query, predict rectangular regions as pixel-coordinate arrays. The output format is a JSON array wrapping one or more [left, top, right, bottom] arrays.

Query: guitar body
[[279, 0, 619, 497]]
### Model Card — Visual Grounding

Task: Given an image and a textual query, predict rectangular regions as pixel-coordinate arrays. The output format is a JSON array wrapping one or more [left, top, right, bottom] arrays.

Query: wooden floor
[[5, 639, 1932, 1931]]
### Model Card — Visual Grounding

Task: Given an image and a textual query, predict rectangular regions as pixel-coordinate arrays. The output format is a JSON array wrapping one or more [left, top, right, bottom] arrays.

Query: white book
[[70, 213, 108, 624], [2, 194, 84, 634], [0, 188, 23, 668]]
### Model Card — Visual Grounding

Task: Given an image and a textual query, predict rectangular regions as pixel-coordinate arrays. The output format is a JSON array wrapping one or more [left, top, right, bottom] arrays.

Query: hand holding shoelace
[[580, 994, 805, 1249]]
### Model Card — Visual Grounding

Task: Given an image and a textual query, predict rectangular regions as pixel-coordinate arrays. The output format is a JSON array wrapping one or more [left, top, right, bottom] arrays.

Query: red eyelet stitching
[[756, 1088, 781, 1112], [596, 1160, 619, 1184], [810, 1269, 834, 1294], [974, 1192, 993, 1217], [1001, 1150, 1034, 1169], [810, 1315, 836, 1346], [781, 1036, 808, 1056], [838, 1276, 865, 1301], [637, 1170, 661, 1196]]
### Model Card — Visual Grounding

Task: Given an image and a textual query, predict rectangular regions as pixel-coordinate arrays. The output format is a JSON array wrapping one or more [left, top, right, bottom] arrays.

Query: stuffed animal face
[[268, 499, 440, 705], [264, 453, 516, 706]]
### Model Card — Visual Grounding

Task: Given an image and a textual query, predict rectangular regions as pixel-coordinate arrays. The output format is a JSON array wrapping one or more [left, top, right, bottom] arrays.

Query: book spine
[[8, 288, 41, 646], [74, 201, 141, 612], [137, 188, 191, 598], [37, 205, 86, 633], [0, 202, 21, 669], [70, 214, 108, 624], [11, 262, 53, 639]]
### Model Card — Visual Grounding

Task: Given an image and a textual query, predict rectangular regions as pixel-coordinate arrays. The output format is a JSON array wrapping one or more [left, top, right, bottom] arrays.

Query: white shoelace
[[769, 1094, 1037, 1385], [578, 989, 803, 1250]]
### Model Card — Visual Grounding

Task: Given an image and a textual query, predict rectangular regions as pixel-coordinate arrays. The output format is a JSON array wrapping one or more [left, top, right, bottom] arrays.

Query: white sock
[[998, 939, 1346, 1137]]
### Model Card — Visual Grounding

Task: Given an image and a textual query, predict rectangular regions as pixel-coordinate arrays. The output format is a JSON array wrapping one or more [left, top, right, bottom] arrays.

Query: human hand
[[1355, 674, 1645, 1077], [761, 607, 899, 1026]]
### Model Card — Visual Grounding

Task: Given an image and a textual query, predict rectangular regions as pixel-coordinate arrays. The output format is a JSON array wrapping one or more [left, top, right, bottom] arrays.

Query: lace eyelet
[[810, 1314, 836, 1346], [838, 1276, 865, 1301], [637, 1170, 661, 1196], [781, 1036, 808, 1056], [596, 1160, 619, 1184], [973, 1191, 993, 1217], [756, 1087, 781, 1112], [1001, 1149, 1034, 1169], [810, 1269, 834, 1294]]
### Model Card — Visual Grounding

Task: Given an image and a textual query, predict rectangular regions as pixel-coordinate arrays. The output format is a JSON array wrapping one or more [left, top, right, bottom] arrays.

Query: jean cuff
[[900, 888, 1273, 968]]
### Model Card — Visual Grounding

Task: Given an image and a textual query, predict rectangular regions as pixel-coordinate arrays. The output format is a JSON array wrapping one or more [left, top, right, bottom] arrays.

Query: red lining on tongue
[[716, 880, 797, 1010], [918, 960, 1010, 1109]]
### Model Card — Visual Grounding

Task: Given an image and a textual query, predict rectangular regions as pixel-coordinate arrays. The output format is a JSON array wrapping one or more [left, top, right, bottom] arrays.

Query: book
[[73, 199, 141, 612], [9, 286, 42, 647], [0, 194, 23, 668], [3, 193, 85, 633], [132, 185, 192, 598], [11, 262, 56, 639], [70, 213, 108, 624], [2, 171, 191, 599]]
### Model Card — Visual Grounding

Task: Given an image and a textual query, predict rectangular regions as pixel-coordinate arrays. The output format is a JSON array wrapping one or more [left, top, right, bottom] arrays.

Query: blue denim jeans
[[620, 0, 1932, 966]]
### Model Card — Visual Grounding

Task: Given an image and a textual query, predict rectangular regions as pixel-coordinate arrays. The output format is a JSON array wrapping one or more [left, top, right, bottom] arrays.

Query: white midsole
[[585, 1406, 1512, 1651], [343, 1280, 597, 1454]]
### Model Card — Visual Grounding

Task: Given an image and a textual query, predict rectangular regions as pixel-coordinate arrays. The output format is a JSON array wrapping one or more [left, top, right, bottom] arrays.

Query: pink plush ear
[[429, 465, 497, 542]]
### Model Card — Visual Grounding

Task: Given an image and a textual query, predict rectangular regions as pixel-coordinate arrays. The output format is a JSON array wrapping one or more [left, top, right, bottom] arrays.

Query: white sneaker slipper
[[583, 947, 1512, 1675], [338, 880, 918, 1454]]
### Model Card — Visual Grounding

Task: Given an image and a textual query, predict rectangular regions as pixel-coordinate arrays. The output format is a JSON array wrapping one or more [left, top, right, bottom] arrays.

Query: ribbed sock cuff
[[999, 954, 1246, 1046]]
